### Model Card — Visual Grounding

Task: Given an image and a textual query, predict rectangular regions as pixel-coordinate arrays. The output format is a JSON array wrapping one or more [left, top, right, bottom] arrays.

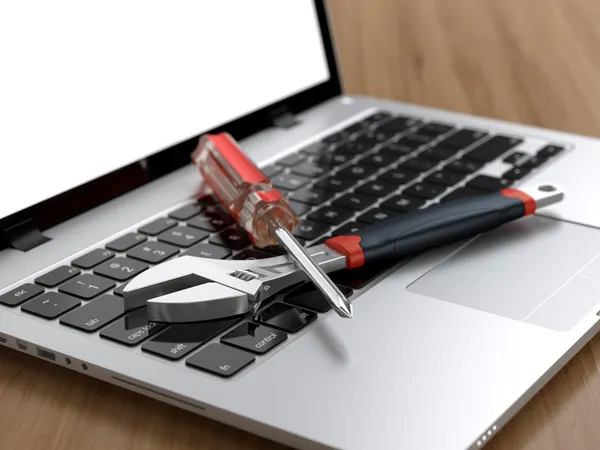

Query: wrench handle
[[323, 184, 563, 269]]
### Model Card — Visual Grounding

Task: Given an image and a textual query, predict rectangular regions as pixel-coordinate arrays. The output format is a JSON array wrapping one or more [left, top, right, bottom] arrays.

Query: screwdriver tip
[[336, 299, 353, 318]]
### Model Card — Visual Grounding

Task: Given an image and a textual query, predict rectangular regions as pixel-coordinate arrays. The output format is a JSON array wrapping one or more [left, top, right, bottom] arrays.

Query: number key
[[157, 226, 209, 248], [127, 241, 180, 264], [93, 257, 149, 282], [106, 233, 147, 252]]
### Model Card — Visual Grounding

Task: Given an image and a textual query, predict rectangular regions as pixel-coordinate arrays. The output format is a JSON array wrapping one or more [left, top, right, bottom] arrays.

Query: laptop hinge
[[270, 105, 300, 129], [2, 219, 51, 252]]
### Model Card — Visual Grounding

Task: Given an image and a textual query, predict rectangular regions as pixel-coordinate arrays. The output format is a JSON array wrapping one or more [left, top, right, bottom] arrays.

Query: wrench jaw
[[146, 283, 250, 323]]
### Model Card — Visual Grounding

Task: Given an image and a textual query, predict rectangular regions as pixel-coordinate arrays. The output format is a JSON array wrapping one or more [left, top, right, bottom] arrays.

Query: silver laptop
[[2, 1, 600, 449]]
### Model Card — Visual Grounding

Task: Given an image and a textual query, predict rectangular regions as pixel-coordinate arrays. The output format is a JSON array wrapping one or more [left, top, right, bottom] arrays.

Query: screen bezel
[[0, 0, 341, 248]]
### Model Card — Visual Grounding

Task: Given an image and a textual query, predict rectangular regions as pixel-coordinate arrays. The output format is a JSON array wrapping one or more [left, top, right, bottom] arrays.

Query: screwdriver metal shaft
[[273, 226, 353, 318]]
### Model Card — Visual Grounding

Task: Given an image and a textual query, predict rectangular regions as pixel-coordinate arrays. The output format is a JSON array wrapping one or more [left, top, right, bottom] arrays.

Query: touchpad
[[407, 215, 600, 331]]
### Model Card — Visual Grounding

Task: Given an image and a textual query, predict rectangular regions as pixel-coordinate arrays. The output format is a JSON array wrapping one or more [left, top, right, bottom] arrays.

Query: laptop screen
[[0, 1, 330, 221]]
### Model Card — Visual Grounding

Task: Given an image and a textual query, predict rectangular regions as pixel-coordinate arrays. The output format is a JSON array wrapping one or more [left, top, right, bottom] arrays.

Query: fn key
[[186, 343, 254, 378]]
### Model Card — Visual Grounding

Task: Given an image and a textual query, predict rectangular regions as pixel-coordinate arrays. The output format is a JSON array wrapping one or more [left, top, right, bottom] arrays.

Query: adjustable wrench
[[122, 182, 564, 323]]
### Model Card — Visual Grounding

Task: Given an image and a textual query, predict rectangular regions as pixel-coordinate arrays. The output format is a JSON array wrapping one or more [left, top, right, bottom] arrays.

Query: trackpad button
[[406, 215, 600, 331]]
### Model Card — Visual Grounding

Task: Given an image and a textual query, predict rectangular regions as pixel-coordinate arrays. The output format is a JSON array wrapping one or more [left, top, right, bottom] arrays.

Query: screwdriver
[[191, 132, 353, 318]]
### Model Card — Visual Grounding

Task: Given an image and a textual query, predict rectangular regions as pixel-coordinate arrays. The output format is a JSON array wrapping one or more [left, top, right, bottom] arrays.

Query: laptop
[[2, 1, 600, 449]]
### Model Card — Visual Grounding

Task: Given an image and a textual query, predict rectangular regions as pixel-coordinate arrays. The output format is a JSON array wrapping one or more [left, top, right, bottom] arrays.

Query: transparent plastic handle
[[191, 132, 298, 248]]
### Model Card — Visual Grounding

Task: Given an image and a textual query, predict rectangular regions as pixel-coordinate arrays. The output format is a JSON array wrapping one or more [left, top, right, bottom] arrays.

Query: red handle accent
[[323, 235, 365, 269], [500, 188, 536, 215], [207, 133, 267, 184]]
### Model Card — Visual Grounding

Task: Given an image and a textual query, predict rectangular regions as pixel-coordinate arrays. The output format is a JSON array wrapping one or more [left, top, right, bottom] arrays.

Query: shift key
[[100, 309, 167, 346], [142, 316, 243, 360], [60, 295, 126, 332]]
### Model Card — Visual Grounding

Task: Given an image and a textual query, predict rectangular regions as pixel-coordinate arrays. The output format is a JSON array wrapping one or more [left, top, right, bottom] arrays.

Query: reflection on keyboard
[[0, 110, 566, 379]]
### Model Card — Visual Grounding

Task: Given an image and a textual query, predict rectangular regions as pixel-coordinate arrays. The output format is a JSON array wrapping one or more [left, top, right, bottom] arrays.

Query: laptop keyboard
[[0, 109, 567, 378]]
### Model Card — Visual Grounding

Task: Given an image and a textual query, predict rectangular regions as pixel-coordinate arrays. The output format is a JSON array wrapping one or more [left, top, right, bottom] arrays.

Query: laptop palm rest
[[406, 215, 600, 331]]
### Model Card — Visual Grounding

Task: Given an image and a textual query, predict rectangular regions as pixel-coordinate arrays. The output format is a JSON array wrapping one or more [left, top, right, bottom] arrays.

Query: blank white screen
[[0, 0, 330, 219]]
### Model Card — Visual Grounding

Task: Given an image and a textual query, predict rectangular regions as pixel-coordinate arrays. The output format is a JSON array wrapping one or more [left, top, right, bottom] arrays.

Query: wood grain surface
[[3, 1, 600, 449]]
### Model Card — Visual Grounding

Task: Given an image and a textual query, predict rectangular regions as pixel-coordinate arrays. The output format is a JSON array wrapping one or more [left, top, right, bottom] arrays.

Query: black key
[[502, 166, 531, 180], [394, 133, 434, 149], [537, 144, 564, 158], [106, 233, 147, 252], [503, 151, 529, 165], [336, 164, 378, 179], [464, 135, 522, 162], [378, 143, 416, 158], [299, 142, 327, 155], [356, 180, 398, 198], [333, 221, 365, 236], [399, 157, 438, 173], [425, 170, 466, 187], [168, 203, 203, 220], [220, 322, 287, 354], [187, 207, 235, 232], [209, 227, 252, 250], [419, 146, 457, 162], [21, 292, 80, 319], [342, 119, 372, 136], [314, 176, 356, 192], [444, 158, 484, 174], [285, 283, 353, 313], [289, 200, 313, 216], [404, 182, 445, 199], [113, 283, 127, 297], [99, 309, 167, 346], [271, 173, 311, 191], [373, 115, 420, 136], [197, 194, 219, 206], [437, 129, 488, 150], [0, 283, 44, 307], [364, 111, 392, 124], [186, 343, 255, 378], [142, 317, 243, 361], [127, 241, 179, 264], [58, 274, 116, 300], [308, 206, 354, 225], [138, 217, 178, 236], [254, 303, 317, 333], [322, 131, 347, 145], [330, 141, 368, 156], [333, 193, 374, 211], [35, 265, 80, 288], [292, 220, 330, 241], [381, 194, 425, 212], [277, 152, 306, 167], [360, 152, 398, 167], [261, 165, 282, 178], [183, 242, 232, 259], [291, 186, 335, 205], [291, 161, 327, 178], [93, 257, 149, 281], [316, 150, 352, 166], [232, 249, 275, 260], [357, 208, 397, 224], [380, 167, 419, 185], [522, 156, 546, 169], [157, 226, 209, 248], [467, 175, 512, 191], [418, 122, 454, 137], [59, 295, 125, 332], [330, 261, 395, 289], [71, 248, 115, 269], [440, 187, 486, 203]]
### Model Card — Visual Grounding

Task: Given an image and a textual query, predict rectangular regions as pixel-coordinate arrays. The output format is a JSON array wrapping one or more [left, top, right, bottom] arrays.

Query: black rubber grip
[[355, 192, 527, 264]]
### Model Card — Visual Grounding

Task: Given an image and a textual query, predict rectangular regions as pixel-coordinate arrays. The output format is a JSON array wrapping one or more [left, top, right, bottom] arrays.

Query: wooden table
[[3, 1, 600, 449]]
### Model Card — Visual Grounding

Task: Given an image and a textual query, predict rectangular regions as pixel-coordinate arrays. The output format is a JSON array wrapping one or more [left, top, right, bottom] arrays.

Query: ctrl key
[[186, 343, 254, 378]]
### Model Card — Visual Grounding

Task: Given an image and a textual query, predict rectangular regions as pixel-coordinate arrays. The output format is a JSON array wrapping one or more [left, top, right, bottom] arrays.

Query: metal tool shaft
[[273, 226, 353, 318]]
